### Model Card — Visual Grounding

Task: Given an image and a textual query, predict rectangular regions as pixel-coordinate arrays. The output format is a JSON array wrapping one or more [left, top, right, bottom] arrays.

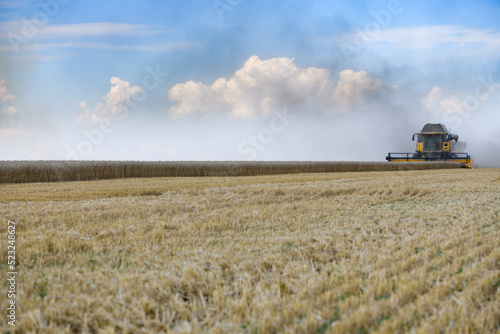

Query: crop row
[[0, 161, 463, 183]]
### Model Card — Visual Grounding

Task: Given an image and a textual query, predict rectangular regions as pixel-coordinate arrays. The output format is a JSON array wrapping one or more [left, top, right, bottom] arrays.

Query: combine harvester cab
[[386, 123, 473, 168]]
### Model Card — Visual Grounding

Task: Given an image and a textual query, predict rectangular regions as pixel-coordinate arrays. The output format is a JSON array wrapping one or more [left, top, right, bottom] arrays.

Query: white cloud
[[0, 22, 186, 53], [2, 105, 17, 115], [331, 25, 500, 50], [439, 93, 469, 114], [40, 23, 165, 38], [0, 22, 165, 39], [422, 84, 500, 114], [0, 76, 15, 101], [0, 76, 18, 127], [77, 77, 143, 123], [332, 69, 382, 105], [0, 41, 199, 52], [0, 21, 196, 54], [422, 86, 443, 111], [167, 56, 382, 119]]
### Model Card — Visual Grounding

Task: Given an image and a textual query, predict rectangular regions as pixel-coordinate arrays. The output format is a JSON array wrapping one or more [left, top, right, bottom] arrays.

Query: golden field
[[0, 161, 462, 183], [0, 168, 499, 333]]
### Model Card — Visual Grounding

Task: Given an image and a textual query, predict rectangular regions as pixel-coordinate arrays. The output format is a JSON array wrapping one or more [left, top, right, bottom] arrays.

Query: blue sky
[[0, 0, 499, 165]]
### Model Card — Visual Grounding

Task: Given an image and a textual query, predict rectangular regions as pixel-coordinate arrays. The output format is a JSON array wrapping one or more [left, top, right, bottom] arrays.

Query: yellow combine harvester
[[386, 123, 473, 168]]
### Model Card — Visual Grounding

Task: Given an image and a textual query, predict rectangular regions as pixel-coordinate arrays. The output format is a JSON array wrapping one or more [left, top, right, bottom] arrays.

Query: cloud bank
[[167, 56, 382, 119], [77, 77, 143, 123], [422, 82, 500, 115]]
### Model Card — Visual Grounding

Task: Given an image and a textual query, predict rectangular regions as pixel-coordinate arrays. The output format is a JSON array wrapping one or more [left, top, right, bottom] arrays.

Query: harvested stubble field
[[0, 161, 463, 183], [0, 168, 499, 333]]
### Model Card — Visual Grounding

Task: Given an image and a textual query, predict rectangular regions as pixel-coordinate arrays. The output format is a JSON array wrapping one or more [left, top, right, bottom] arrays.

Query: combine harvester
[[386, 123, 473, 168]]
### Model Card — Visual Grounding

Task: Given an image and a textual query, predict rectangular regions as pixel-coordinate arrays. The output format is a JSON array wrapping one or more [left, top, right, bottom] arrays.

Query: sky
[[0, 0, 499, 166]]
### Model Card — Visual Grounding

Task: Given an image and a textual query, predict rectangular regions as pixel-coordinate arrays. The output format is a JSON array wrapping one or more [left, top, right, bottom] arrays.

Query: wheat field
[[0, 161, 463, 184], [0, 168, 499, 333]]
